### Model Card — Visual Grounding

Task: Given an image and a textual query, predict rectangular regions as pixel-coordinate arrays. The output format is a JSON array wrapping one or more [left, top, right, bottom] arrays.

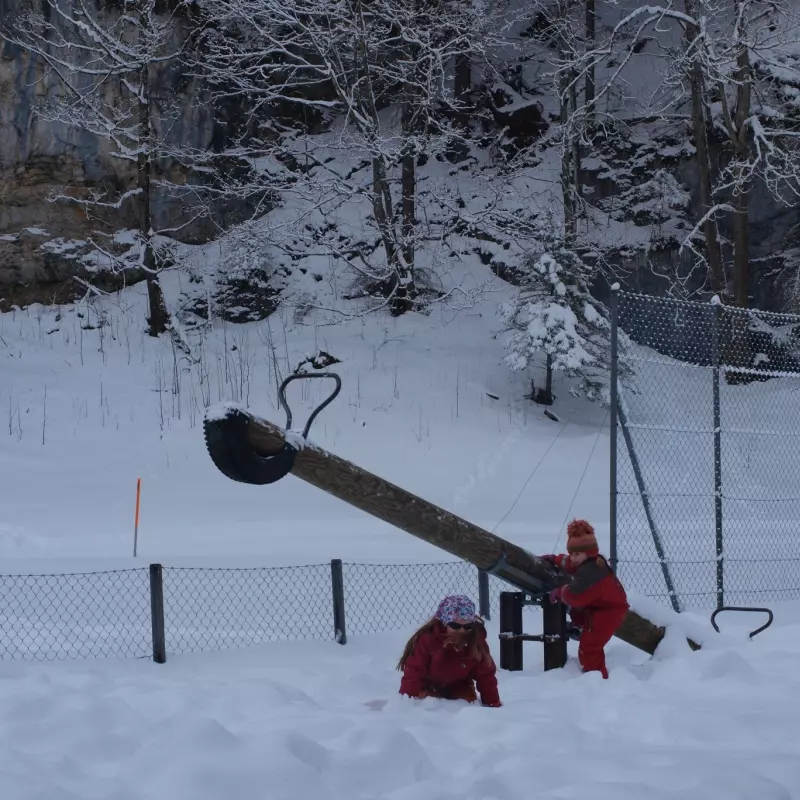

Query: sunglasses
[[447, 622, 475, 631]]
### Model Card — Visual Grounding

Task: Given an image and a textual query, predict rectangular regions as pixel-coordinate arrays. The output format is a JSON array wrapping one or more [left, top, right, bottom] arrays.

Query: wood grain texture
[[214, 409, 700, 656]]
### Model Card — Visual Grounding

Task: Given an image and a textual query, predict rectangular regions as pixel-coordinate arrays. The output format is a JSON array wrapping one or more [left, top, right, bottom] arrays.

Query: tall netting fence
[[613, 290, 800, 610]]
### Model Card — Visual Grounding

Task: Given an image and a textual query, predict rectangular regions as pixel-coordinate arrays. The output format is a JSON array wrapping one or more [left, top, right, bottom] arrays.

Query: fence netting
[[343, 562, 521, 635], [615, 290, 800, 609], [0, 569, 151, 661], [0, 560, 529, 661], [163, 564, 332, 652]]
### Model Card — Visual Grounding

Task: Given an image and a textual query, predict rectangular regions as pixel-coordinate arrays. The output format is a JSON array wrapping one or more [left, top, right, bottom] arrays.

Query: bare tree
[[558, 0, 800, 308], [1, 0, 206, 336], [196, 0, 512, 315], [682, 0, 726, 295]]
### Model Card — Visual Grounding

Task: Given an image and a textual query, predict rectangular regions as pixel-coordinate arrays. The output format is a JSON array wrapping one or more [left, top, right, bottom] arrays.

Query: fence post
[[711, 297, 724, 609], [499, 591, 523, 671], [330, 559, 347, 645], [609, 283, 620, 574], [478, 569, 490, 620], [149, 564, 166, 664], [542, 599, 567, 671]]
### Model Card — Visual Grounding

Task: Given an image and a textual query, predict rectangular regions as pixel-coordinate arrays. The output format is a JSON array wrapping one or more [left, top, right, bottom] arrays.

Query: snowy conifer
[[500, 248, 617, 405]]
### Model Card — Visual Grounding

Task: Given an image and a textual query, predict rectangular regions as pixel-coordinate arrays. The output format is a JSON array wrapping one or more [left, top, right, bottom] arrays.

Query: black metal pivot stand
[[498, 590, 568, 672], [499, 592, 524, 670]]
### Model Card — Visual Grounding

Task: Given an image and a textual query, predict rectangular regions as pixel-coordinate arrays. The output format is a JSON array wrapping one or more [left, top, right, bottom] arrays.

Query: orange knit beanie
[[566, 519, 599, 556]]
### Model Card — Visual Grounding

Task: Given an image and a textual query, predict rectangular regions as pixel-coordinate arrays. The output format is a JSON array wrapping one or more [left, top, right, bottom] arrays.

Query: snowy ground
[[4, 273, 800, 797], [1, 613, 798, 800]]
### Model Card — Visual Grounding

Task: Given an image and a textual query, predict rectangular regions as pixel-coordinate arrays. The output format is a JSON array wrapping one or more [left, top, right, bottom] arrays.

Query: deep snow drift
[[0, 615, 798, 800]]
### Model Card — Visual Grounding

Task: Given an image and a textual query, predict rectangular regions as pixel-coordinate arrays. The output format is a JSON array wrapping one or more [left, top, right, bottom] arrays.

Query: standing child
[[541, 519, 628, 679], [398, 595, 502, 707]]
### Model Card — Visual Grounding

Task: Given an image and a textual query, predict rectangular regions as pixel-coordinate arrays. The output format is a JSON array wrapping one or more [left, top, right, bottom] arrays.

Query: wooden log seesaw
[[202, 372, 701, 657]]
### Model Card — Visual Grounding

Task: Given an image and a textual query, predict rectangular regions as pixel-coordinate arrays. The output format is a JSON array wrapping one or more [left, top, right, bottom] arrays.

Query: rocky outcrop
[[0, 3, 223, 291]]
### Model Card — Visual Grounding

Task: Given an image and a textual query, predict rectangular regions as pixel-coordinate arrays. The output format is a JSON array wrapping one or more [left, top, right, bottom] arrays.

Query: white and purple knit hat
[[436, 595, 477, 625]]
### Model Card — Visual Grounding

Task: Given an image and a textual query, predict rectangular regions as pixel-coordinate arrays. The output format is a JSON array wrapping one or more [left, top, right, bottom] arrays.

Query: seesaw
[[203, 372, 706, 657]]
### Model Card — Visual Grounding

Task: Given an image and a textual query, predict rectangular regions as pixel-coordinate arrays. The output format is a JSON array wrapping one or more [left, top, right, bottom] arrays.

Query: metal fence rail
[[611, 288, 800, 610], [0, 560, 524, 663]]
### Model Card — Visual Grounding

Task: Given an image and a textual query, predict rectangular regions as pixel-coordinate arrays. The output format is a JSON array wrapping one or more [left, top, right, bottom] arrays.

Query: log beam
[[204, 406, 700, 655]]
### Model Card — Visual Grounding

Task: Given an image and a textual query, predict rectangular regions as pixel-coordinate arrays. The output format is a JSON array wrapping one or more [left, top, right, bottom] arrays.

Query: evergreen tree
[[500, 248, 618, 405]]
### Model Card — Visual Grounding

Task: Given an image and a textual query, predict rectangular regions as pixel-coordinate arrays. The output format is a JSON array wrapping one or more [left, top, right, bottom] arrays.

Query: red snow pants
[[578, 607, 628, 679]]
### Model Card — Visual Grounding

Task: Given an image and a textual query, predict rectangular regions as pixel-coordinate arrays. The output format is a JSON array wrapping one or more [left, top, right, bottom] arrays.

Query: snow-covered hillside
[[0, 271, 609, 568]]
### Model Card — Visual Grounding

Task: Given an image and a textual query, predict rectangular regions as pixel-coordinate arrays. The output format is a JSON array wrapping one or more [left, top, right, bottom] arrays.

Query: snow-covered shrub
[[178, 221, 287, 327], [499, 250, 615, 404]]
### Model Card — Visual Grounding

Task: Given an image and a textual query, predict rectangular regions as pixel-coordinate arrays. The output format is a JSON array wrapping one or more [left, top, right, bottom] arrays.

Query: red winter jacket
[[547, 554, 629, 613], [399, 621, 501, 707]]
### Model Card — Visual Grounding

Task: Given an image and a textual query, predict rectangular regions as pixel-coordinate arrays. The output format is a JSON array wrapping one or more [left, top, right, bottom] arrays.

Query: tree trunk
[[371, 155, 398, 267], [690, 59, 726, 295], [585, 0, 596, 127], [350, 2, 411, 313], [682, 0, 725, 295], [726, 167, 751, 383], [397, 83, 417, 316], [724, 7, 753, 383], [560, 63, 577, 249], [203, 406, 703, 656], [370, 154, 414, 315], [533, 354, 555, 404], [570, 79, 582, 204], [138, 7, 167, 338], [731, 32, 752, 310], [454, 53, 471, 130], [446, 51, 472, 162], [732, 165, 750, 309]]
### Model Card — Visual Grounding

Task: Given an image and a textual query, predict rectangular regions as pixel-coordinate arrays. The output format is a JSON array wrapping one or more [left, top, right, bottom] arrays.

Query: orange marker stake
[[134, 477, 141, 558]]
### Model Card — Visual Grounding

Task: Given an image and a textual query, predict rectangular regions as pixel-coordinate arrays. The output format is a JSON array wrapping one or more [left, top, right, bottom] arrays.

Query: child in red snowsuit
[[542, 519, 629, 679], [397, 595, 502, 707]]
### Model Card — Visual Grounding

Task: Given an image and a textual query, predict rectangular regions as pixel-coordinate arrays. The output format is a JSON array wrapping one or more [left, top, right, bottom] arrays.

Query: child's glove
[[548, 586, 565, 604], [540, 554, 558, 565]]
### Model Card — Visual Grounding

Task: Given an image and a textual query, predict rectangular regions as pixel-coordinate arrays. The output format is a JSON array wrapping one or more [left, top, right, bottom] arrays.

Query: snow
[[1, 279, 609, 565], [4, 278, 800, 796], [1, 616, 799, 800], [204, 401, 243, 422], [284, 429, 310, 449]]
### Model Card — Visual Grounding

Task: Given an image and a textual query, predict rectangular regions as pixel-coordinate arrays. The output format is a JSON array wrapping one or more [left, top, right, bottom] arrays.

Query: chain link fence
[[0, 561, 521, 662], [612, 289, 800, 610], [0, 569, 151, 661], [163, 564, 333, 652], [343, 562, 518, 635]]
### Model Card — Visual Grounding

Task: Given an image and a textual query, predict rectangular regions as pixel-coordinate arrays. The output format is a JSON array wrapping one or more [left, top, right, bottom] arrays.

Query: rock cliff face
[[0, 0, 221, 292]]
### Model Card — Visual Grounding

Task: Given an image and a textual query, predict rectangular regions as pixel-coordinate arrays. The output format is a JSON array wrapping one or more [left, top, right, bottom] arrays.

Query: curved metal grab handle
[[278, 372, 342, 438], [710, 606, 774, 639]]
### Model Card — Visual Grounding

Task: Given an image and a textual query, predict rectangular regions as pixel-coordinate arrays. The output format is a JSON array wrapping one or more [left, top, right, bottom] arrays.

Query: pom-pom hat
[[566, 519, 599, 556]]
